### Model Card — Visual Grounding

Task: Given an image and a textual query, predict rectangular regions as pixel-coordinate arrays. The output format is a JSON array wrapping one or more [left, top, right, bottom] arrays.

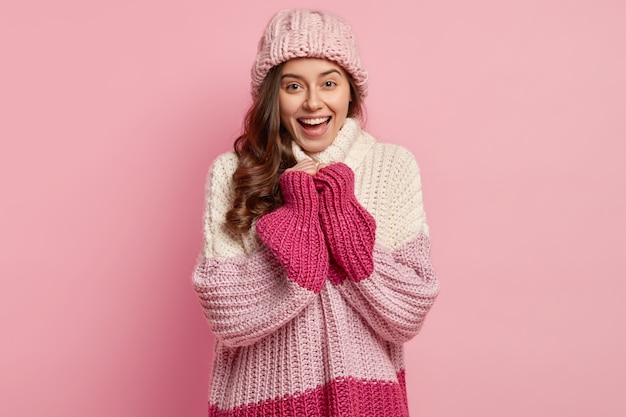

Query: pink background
[[1, 0, 625, 416]]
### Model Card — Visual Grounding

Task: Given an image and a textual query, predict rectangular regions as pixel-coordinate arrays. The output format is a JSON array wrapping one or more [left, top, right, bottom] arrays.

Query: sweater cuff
[[255, 173, 328, 292], [314, 163, 376, 282], [314, 162, 354, 198], [280, 170, 318, 211]]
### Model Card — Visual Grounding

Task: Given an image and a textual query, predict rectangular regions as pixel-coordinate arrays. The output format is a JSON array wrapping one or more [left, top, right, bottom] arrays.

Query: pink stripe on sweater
[[208, 371, 408, 417], [193, 246, 320, 348]]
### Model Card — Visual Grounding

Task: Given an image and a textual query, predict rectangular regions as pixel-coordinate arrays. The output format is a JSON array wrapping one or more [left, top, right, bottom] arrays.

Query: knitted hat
[[251, 9, 368, 98]]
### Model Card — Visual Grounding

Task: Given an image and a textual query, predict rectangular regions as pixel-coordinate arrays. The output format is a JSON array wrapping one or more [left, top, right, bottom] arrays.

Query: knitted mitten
[[256, 171, 328, 292], [314, 162, 376, 282]]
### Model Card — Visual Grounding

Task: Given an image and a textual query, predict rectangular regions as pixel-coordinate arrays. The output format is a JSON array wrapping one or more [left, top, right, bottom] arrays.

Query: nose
[[303, 89, 322, 111]]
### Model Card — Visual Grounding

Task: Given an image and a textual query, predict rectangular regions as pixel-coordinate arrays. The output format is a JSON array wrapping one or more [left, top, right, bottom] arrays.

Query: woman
[[193, 8, 439, 417]]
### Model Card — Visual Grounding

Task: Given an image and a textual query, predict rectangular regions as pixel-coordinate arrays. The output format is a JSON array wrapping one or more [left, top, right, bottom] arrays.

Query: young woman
[[193, 8, 439, 417]]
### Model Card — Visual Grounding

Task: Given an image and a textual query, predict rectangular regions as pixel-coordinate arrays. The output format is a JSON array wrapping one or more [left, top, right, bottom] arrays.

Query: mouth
[[298, 116, 331, 128]]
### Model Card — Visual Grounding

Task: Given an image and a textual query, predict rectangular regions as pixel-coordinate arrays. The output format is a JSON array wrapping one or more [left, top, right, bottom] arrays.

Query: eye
[[323, 80, 337, 88], [285, 83, 301, 91]]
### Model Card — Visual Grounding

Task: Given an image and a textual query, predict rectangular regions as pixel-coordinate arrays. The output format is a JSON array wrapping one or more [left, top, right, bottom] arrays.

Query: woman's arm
[[193, 246, 321, 347], [255, 169, 328, 292], [192, 154, 326, 347], [314, 162, 376, 283], [315, 151, 440, 344], [334, 233, 439, 344]]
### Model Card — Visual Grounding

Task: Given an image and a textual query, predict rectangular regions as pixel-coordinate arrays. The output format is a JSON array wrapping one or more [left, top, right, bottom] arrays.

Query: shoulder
[[205, 152, 238, 193], [356, 136, 429, 246], [203, 152, 239, 223], [208, 152, 238, 179], [373, 142, 419, 165], [203, 152, 257, 257], [359, 133, 422, 181]]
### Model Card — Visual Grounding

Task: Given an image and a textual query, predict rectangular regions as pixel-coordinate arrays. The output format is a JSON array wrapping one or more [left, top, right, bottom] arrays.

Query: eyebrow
[[281, 69, 343, 80]]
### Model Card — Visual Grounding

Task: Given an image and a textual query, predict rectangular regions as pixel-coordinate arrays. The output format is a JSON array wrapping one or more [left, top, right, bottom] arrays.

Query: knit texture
[[251, 9, 368, 98], [256, 170, 328, 292], [315, 162, 376, 283], [193, 118, 439, 416]]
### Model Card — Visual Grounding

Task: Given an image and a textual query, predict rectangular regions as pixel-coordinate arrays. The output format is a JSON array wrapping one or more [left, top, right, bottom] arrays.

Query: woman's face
[[279, 58, 352, 154]]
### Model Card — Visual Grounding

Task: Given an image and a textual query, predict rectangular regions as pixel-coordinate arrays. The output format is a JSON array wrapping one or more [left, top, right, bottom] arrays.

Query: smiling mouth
[[298, 117, 331, 127]]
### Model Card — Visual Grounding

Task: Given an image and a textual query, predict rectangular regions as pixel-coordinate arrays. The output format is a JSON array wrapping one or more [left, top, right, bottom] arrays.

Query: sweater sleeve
[[255, 171, 328, 292], [333, 148, 440, 344], [192, 154, 322, 347], [314, 162, 376, 282]]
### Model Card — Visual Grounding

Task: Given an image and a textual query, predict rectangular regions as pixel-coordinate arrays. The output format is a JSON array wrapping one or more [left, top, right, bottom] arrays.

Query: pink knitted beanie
[[251, 9, 368, 98]]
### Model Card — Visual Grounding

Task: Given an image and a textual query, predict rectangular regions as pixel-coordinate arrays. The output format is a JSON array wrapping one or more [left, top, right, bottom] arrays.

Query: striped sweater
[[193, 118, 439, 417]]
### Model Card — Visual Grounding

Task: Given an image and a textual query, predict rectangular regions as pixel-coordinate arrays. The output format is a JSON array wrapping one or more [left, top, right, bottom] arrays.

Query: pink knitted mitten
[[314, 163, 376, 282], [256, 171, 328, 292]]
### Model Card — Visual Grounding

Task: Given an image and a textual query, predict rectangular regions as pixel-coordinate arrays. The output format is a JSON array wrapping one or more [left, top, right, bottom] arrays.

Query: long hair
[[225, 63, 364, 234]]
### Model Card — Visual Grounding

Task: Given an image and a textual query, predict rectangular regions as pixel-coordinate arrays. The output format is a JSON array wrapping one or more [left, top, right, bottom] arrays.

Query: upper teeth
[[301, 117, 328, 125]]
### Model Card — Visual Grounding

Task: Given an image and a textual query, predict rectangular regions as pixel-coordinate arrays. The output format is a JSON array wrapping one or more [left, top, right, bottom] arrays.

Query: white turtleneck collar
[[290, 118, 375, 170]]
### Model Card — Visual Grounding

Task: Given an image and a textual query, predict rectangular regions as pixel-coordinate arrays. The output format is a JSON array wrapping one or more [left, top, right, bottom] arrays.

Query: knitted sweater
[[193, 118, 439, 417]]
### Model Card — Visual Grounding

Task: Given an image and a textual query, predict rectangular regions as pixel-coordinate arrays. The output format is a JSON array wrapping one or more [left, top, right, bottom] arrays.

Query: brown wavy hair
[[225, 63, 364, 234]]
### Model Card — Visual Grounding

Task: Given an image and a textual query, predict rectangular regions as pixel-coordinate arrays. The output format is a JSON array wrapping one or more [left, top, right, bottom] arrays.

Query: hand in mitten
[[256, 170, 328, 292], [314, 163, 376, 282]]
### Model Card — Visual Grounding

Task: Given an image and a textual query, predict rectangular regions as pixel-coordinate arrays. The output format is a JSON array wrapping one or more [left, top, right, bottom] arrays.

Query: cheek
[[333, 88, 352, 113], [278, 94, 298, 119], [331, 96, 351, 115]]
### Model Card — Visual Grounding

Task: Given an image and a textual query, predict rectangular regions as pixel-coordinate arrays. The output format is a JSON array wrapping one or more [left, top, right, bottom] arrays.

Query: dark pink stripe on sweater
[[208, 371, 408, 417]]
